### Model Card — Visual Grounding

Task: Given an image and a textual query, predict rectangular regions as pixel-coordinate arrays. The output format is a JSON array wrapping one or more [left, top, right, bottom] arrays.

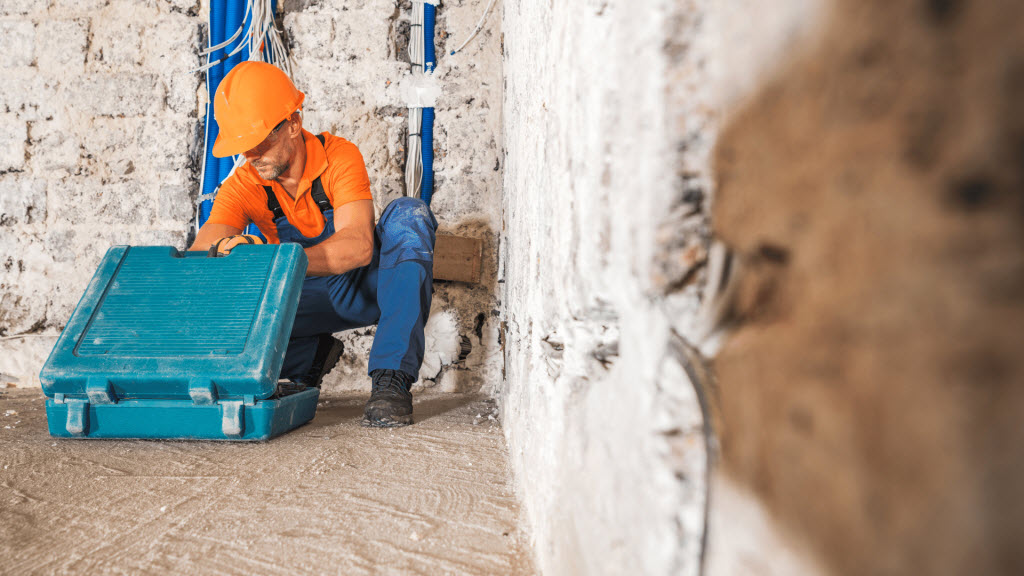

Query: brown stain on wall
[[711, 0, 1024, 575]]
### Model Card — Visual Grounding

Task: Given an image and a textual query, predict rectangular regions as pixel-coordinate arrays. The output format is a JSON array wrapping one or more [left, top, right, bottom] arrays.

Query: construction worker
[[188, 61, 436, 428]]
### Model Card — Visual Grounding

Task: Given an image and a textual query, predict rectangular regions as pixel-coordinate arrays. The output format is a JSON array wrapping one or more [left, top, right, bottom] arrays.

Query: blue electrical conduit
[[216, 0, 241, 191], [198, 0, 227, 229], [420, 2, 437, 206], [198, 0, 269, 239]]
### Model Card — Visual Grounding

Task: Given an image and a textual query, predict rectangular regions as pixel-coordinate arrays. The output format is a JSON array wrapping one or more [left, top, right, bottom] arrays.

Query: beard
[[252, 159, 288, 181]]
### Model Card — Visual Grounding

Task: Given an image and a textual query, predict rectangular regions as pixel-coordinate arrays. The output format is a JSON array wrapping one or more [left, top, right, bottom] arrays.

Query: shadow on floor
[[306, 392, 487, 429]]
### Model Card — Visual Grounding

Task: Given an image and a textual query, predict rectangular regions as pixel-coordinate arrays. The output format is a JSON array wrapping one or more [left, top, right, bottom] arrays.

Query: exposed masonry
[[283, 0, 504, 392], [499, 1, 713, 574], [0, 0, 201, 385], [0, 0, 504, 392]]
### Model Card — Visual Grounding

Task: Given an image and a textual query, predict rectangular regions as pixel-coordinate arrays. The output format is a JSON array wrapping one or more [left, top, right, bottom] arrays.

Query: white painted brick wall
[[0, 0, 504, 392], [284, 0, 505, 391], [0, 0, 201, 385]]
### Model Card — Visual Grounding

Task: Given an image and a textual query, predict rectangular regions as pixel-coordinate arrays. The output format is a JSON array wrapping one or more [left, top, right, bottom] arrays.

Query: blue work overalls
[[271, 184, 437, 382]]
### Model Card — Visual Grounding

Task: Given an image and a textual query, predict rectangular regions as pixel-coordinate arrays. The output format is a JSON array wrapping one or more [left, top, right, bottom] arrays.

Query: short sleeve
[[206, 173, 251, 230], [326, 139, 373, 209]]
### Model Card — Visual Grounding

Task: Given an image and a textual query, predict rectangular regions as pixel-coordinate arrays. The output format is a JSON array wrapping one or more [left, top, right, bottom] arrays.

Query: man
[[189, 61, 437, 428]]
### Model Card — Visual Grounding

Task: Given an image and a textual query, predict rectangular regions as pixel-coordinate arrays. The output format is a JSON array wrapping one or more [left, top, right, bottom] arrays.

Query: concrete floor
[[0, 388, 534, 575]]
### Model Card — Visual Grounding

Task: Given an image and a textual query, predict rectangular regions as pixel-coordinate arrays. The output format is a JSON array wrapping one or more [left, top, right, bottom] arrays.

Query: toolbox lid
[[40, 244, 307, 402]]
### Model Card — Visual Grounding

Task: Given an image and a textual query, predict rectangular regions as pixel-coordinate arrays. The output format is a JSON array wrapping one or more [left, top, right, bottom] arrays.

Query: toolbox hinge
[[86, 377, 117, 404], [189, 378, 218, 405]]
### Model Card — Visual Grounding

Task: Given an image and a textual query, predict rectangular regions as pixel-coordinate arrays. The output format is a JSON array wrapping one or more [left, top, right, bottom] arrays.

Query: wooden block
[[433, 234, 483, 284]]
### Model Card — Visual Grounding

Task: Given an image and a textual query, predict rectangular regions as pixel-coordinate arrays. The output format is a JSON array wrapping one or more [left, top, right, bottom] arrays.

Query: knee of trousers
[[377, 197, 438, 269]]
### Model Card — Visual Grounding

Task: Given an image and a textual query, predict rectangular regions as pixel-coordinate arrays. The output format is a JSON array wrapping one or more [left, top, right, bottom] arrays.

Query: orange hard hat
[[212, 61, 304, 157]]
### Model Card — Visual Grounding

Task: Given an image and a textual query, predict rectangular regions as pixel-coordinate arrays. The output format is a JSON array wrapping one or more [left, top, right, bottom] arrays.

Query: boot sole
[[361, 414, 414, 428]]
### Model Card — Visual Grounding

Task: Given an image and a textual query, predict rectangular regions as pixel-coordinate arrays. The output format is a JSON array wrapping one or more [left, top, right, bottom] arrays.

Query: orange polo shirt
[[206, 130, 373, 243]]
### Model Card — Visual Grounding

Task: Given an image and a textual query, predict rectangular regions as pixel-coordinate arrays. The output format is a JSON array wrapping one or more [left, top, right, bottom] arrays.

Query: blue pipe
[[421, 3, 436, 205], [226, 0, 244, 71], [199, 0, 228, 228], [420, 108, 435, 205], [424, 3, 436, 73], [238, 1, 265, 238], [216, 0, 239, 188]]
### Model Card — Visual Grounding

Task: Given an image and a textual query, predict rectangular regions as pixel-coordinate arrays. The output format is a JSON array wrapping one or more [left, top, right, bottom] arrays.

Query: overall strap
[[264, 185, 284, 219], [310, 134, 331, 214], [263, 133, 332, 220]]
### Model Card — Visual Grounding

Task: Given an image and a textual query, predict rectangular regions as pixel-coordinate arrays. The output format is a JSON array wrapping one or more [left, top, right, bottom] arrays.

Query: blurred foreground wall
[[500, 0, 1024, 574], [710, 0, 1024, 574]]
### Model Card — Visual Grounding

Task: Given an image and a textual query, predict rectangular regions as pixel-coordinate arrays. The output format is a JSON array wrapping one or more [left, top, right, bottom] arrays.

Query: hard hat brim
[[211, 128, 271, 158]]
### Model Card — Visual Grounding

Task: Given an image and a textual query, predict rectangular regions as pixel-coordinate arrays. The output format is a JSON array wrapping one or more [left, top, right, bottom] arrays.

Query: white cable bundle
[[192, 0, 293, 76], [404, 1, 427, 199]]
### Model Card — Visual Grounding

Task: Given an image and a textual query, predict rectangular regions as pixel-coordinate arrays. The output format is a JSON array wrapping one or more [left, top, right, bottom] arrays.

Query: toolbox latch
[[221, 401, 244, 438], [65, 399, 89, 437]]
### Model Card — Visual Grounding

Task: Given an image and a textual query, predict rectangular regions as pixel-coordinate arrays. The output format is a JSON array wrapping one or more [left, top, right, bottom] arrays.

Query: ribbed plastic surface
[[39, 244, 316, 441], [76, 249, 273, 357]]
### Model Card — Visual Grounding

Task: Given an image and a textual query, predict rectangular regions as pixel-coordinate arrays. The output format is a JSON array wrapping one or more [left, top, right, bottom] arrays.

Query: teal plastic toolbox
[[40, 244, 317, 441]]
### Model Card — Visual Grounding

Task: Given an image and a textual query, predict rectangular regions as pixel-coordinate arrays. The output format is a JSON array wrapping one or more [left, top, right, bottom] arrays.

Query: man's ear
[[289, 111, 303, 136]]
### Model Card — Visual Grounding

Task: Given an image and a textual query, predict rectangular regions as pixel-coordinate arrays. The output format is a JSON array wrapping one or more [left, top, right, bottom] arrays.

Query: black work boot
[[362, 369, 415, 427], [305, 335, 345, 389]]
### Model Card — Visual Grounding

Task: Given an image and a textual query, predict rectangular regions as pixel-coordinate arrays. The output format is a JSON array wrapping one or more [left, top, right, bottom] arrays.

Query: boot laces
[[371, 370, 411, 397]]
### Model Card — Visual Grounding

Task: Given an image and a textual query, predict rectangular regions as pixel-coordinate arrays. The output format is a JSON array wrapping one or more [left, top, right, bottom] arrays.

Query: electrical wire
[[191, 0, 292, 76], [405, 2, 426, 198], [405, 108, 423, 198], [449, 0, 498, 55]]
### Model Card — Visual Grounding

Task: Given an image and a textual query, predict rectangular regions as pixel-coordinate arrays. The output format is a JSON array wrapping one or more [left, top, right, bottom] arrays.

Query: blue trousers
[[276, 197, 437, 381]]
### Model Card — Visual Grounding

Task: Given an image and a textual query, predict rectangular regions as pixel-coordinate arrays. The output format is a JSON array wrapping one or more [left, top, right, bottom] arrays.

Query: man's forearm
[[189, 222, 244, 251], [304, 230, 373, 276]]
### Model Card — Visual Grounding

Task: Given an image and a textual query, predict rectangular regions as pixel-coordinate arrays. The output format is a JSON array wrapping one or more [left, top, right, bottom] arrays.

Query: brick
[[284, 11, 334, 61], [157, 183, 194, 223], [141, 14, 197, 72], [0, 20, 35, 68], [130, 228, 188, 249], [87, 21, 143, 70], [0, 174, 45, 225], [78, 117, 138, 175], [0, 0, 38, 15], [0, 230, 52, 335], [45, 228, 78, 264], [165, 74, 200, 116], [0, 71, 59, 121], [50, 178, 158, 226], [135, 117, 195, 170], [65, 74, 166, 117], [49, 0, 108, 15], [30, 119, 80, 172], [0, 117, 27, 171], [35, 19, 88, 73]]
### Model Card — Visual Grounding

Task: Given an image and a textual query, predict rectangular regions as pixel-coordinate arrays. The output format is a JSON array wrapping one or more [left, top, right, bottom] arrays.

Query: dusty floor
[[0, 389, 534, 575]]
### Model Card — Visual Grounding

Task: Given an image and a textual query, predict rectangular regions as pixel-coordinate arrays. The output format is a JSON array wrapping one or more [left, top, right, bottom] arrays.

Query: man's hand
[[208, 234, 265, 257]]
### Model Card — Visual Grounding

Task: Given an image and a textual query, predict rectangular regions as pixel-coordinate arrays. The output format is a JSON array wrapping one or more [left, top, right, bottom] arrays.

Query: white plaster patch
[[0, 334, 59, 388], [419, 305, 461, 381]]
